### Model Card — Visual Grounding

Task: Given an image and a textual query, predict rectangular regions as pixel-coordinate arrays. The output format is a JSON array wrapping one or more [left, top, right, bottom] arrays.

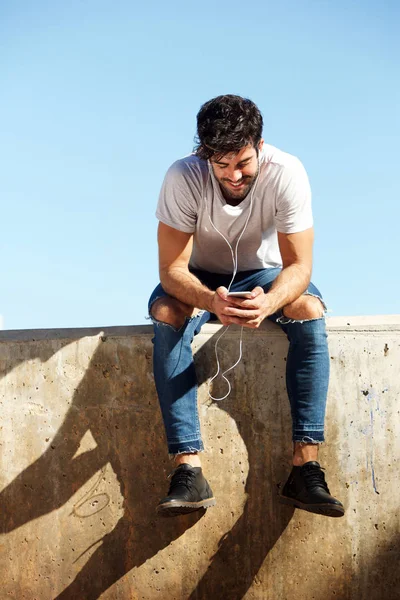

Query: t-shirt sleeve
[[274, 158, 313, 234], [156, 160, 200, 233]]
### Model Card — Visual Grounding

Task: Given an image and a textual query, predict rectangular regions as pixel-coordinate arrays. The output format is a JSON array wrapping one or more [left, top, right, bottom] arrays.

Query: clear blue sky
[[1, 1, 399, 330]]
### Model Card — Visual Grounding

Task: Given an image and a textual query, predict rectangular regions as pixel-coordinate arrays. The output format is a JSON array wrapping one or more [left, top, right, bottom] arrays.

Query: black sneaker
[[279, 461, 345, 518], [156, 464, 216, 517]]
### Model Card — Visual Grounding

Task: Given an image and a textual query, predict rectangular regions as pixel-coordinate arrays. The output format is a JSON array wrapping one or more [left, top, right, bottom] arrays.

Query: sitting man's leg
[[148, 285, 216, 516], [273, 289, 345, 517], [229, 269, 344, 517]]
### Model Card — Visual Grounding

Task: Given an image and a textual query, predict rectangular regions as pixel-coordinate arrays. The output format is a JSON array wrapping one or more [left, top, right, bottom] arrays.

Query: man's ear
[[258, 139, 264, 152]]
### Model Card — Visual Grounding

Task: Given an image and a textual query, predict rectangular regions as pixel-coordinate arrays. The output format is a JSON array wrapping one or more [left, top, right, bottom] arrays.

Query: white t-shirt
[[156, 144, 313, 274]]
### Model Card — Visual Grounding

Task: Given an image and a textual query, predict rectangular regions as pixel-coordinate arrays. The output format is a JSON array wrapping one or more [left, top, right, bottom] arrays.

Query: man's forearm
[[160, 263, 311, 317], [266, 263, 311, 314], [160, 267, 215, 312]]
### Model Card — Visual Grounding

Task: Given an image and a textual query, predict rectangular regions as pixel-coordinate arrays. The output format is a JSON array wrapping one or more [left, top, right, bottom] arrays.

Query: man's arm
[[220, 227, 314, 327], [158, 223, 246, 324], [158, 222, 215, 312], [266, 227, 314, 312]]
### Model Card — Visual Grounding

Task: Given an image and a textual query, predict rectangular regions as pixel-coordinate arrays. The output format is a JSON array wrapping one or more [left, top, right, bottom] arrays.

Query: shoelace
[[302, 465, 330, 493], [167, 469, 196, 493]]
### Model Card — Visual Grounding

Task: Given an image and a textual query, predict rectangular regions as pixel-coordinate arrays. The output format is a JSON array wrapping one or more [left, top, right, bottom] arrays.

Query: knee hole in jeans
[[283, 295, 324, 321], [150, 296, 196, 329]]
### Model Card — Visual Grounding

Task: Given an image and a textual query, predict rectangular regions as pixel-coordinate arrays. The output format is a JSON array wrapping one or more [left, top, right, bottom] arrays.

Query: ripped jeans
[[148, 268, 329, 455]]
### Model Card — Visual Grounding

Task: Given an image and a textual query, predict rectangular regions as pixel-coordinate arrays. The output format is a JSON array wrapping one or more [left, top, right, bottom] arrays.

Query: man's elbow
[[159, 265, 189, 287], [283, 261, 312, 284], [299, 262, 312, 286]]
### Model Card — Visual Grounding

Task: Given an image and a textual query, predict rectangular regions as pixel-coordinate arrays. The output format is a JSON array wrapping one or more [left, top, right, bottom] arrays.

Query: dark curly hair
[[194, 94, 263, 161]]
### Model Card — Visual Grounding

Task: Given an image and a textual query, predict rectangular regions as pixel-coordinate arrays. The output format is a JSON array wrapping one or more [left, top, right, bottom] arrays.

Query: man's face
[[210, 140, 263, 203]]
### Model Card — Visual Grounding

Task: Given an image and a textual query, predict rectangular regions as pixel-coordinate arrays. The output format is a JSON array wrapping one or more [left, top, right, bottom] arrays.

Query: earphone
[[203, 160, 260, 401]]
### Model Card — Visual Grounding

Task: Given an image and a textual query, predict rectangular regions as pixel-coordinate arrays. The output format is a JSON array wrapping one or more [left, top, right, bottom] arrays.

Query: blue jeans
[[148, 268, 329, 455]]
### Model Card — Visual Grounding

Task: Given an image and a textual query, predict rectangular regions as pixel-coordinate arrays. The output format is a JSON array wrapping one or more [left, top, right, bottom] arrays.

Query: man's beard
[[217, 166, 259, 204]]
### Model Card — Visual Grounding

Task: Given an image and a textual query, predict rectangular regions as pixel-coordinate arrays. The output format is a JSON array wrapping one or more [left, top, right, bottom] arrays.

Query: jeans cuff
[[293, 430, 325, 444], [168, 439, 204, 455]]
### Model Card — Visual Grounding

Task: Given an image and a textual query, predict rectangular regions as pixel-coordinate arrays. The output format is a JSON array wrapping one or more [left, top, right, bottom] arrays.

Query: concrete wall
[[0, 318, 399, 600]]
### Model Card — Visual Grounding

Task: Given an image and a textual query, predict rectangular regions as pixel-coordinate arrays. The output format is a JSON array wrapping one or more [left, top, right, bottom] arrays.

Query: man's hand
[[211, 286, 274, 329]]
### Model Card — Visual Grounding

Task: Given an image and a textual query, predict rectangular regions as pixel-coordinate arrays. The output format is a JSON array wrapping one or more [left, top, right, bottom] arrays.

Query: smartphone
[[227, 291, 253, 298]]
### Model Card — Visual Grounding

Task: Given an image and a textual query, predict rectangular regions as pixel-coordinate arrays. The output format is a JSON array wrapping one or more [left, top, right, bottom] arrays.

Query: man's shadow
[[0, 324, 293, 599], [189, 323, 294, 599]]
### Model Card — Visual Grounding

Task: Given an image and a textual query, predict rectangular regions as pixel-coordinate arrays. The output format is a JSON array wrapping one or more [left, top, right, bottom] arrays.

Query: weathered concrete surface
[[0, 318, 399, 600]]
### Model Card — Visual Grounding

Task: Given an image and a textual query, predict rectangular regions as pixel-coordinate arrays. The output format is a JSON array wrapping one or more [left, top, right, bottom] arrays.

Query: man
[[148, 94, 344, 518]]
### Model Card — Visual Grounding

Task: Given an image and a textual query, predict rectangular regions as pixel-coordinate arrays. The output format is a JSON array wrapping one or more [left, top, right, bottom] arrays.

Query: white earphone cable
[[204, 162, 260, 401]]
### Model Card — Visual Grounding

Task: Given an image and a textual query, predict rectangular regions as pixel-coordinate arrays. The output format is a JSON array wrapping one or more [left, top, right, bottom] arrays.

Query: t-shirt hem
[[156, 213, 195, 234], [276, 222, 313, 235]]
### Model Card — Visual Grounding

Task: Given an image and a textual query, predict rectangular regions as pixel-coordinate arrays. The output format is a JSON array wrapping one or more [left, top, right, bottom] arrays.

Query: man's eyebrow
[[213, 156, 252, 166]]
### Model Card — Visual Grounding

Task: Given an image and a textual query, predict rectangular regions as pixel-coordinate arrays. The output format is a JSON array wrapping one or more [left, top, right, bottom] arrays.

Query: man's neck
[[219, 185, 246, 207], [224, 197, 245, 207]]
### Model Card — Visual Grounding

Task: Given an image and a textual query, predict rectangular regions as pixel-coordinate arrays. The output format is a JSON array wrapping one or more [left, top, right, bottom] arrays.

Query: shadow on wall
[[0, 326, 295, 599], [354, 534, 400, 600]]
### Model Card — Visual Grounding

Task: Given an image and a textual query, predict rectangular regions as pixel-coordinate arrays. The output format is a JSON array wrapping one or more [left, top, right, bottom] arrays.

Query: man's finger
[[251, 286, 264, 298], [216, 286, 229, 301], [222, 307, 257, 319]]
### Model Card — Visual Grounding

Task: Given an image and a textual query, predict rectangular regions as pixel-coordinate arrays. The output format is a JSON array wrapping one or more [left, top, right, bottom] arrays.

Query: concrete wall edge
[[0, 315, 399, 343]]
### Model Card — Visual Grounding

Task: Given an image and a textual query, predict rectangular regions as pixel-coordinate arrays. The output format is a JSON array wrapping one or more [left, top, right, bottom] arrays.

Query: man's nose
[[227, 169, 242, 182]]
